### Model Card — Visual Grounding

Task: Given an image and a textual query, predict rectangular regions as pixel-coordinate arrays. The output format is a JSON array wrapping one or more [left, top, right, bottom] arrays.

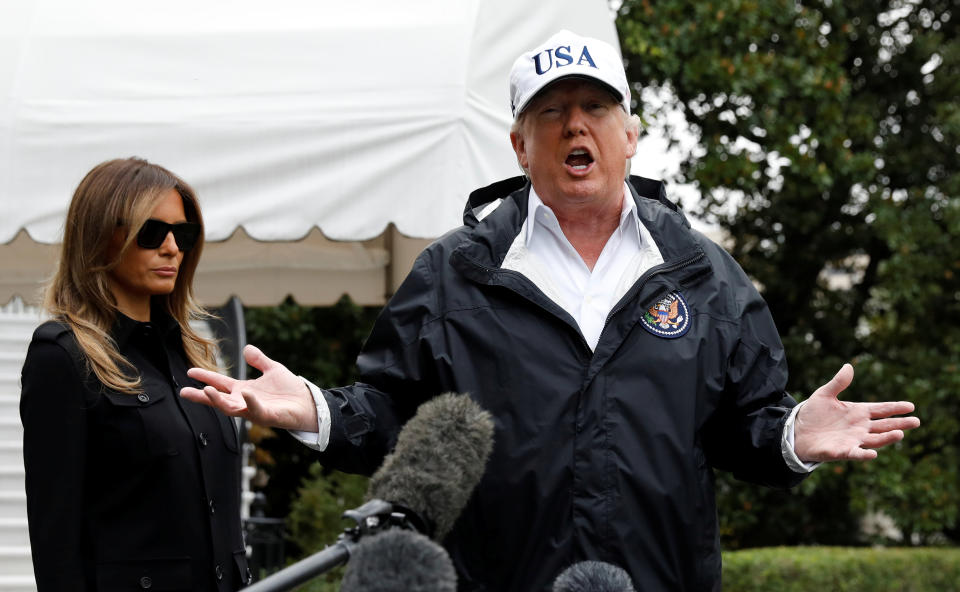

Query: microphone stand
[[241, 499, 425, 592]]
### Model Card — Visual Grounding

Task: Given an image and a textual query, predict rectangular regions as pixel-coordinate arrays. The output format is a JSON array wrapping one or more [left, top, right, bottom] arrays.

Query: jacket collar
[[462, 176, 528, 228], [112, 301, 180, 349], [455, 175, 701, 274]]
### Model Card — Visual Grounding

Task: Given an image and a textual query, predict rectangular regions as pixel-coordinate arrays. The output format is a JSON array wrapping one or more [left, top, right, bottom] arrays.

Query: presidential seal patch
[[641, 292, 691, 338]]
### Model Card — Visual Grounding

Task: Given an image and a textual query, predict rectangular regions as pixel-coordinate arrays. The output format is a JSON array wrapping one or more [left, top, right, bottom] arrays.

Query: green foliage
[[618, 0, 960, 546], [243, 295, 379, 553], [723, 546, 960, 591], [715, 465, 862, 548], [284, 464, 370, 592], [287, 464, 370, 557]]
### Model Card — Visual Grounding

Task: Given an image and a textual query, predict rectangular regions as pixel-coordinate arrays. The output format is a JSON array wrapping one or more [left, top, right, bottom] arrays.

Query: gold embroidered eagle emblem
[[641, 292, 691, 338]]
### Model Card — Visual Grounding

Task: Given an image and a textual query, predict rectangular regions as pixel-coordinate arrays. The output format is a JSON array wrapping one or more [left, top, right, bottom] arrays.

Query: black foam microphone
[[552, 561, 636, 592], [365, 392, 495, 541], [339, 528, 457, 592], [242, 393, 494, 591]]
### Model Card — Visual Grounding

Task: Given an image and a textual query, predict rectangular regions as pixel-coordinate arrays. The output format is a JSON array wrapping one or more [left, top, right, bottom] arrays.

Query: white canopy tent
[[0, 0, 624, 307]]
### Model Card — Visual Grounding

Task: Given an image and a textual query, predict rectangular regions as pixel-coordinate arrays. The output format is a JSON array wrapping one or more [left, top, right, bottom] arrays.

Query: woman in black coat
[[20, 158, 251, 591]]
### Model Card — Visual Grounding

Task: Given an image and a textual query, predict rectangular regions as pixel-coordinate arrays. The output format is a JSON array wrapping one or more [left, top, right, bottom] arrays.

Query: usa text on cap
[[509, 29, 631, 118]]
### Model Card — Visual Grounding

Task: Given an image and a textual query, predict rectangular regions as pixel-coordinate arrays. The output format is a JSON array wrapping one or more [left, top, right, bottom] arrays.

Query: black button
[[139, 576, 152, 589], [215, 564, 223, 580], [246, 567, 253, 584], [137, 394, 150, 403], [198, 432, 209, 447], [209, 499, 215, 514]]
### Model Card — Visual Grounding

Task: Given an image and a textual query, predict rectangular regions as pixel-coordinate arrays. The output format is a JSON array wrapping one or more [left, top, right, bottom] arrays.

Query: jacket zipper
[[598, 249, 706, 339]]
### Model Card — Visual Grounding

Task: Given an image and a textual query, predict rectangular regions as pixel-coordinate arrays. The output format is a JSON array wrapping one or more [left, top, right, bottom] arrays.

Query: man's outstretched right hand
[[180, 344, 320, 432]]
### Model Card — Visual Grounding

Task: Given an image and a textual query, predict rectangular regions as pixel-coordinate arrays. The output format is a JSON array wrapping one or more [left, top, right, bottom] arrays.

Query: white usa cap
[[509, 29, 631, 118]]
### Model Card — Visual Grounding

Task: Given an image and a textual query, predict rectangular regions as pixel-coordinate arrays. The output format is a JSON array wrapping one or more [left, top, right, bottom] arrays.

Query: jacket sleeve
[[20, 338, 91, 591], [700, 252, 809, 489], [316, 248, 446, 475]]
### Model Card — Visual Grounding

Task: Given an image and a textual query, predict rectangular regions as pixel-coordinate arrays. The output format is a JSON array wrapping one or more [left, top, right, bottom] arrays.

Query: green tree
[[618, 0, 959, 546]]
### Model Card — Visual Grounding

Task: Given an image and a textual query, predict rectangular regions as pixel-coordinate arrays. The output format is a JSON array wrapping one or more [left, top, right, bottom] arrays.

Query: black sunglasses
[[136, 219, 201, 251]]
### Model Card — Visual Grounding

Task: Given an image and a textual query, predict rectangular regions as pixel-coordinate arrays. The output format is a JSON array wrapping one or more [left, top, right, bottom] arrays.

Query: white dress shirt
[[500, 184, 663, 350]]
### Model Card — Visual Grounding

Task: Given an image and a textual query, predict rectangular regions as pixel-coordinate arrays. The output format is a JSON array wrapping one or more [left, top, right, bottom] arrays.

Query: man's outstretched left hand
[[794, 363, 921, 463]]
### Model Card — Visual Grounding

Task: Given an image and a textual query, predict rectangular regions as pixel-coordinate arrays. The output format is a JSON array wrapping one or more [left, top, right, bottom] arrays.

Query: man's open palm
[[180, 345, 318, 432], [794, 364, 920, 463]]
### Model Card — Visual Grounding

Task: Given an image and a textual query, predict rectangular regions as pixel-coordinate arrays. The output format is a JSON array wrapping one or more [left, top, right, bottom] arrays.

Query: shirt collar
[[525, 182, 641, 248]]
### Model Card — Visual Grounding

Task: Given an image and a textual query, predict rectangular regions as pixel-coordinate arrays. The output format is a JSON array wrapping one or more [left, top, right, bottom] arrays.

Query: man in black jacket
[[182, 30, 919, 591]]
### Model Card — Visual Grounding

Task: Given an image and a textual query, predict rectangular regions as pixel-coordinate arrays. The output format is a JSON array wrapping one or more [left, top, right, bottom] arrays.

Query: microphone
[[339, 528, 457, 592], [242, 393, 494, 591], [365, 391, 495, 541], [552, 561, 636, 592]]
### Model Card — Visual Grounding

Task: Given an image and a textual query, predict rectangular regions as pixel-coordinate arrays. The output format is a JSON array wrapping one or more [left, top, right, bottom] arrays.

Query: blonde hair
[[44, 157, 219, 393]]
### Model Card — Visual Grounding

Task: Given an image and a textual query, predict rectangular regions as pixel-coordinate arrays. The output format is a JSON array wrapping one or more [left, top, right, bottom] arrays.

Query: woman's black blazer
[[20, 312, 252, 591]]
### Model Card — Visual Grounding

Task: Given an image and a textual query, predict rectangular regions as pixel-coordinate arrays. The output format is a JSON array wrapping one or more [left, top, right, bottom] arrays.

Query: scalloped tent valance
[[0, 0, 620, 306]]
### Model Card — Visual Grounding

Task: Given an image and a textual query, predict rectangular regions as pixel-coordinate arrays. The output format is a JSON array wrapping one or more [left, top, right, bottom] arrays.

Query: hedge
[[723, 547, 960, 591]]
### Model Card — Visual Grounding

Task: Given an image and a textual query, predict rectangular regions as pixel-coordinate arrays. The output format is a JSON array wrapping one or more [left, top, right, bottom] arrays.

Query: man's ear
[[510, 131, 529, 170], [624, 120, 639, 159]]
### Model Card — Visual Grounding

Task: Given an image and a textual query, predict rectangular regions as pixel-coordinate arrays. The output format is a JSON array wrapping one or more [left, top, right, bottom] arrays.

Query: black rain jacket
[[316, 176, 808, 591]]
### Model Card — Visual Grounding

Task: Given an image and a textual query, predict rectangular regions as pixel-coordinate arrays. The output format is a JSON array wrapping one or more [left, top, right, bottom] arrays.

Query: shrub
[[723, 546, 960, 591]]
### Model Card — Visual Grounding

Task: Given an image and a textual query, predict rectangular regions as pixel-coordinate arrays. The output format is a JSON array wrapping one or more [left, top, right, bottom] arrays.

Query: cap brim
[[515, 74, 625, 118]]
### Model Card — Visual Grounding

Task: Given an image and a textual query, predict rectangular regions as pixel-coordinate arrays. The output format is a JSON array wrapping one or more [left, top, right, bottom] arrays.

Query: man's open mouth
[[565, 149, 594, 171]]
